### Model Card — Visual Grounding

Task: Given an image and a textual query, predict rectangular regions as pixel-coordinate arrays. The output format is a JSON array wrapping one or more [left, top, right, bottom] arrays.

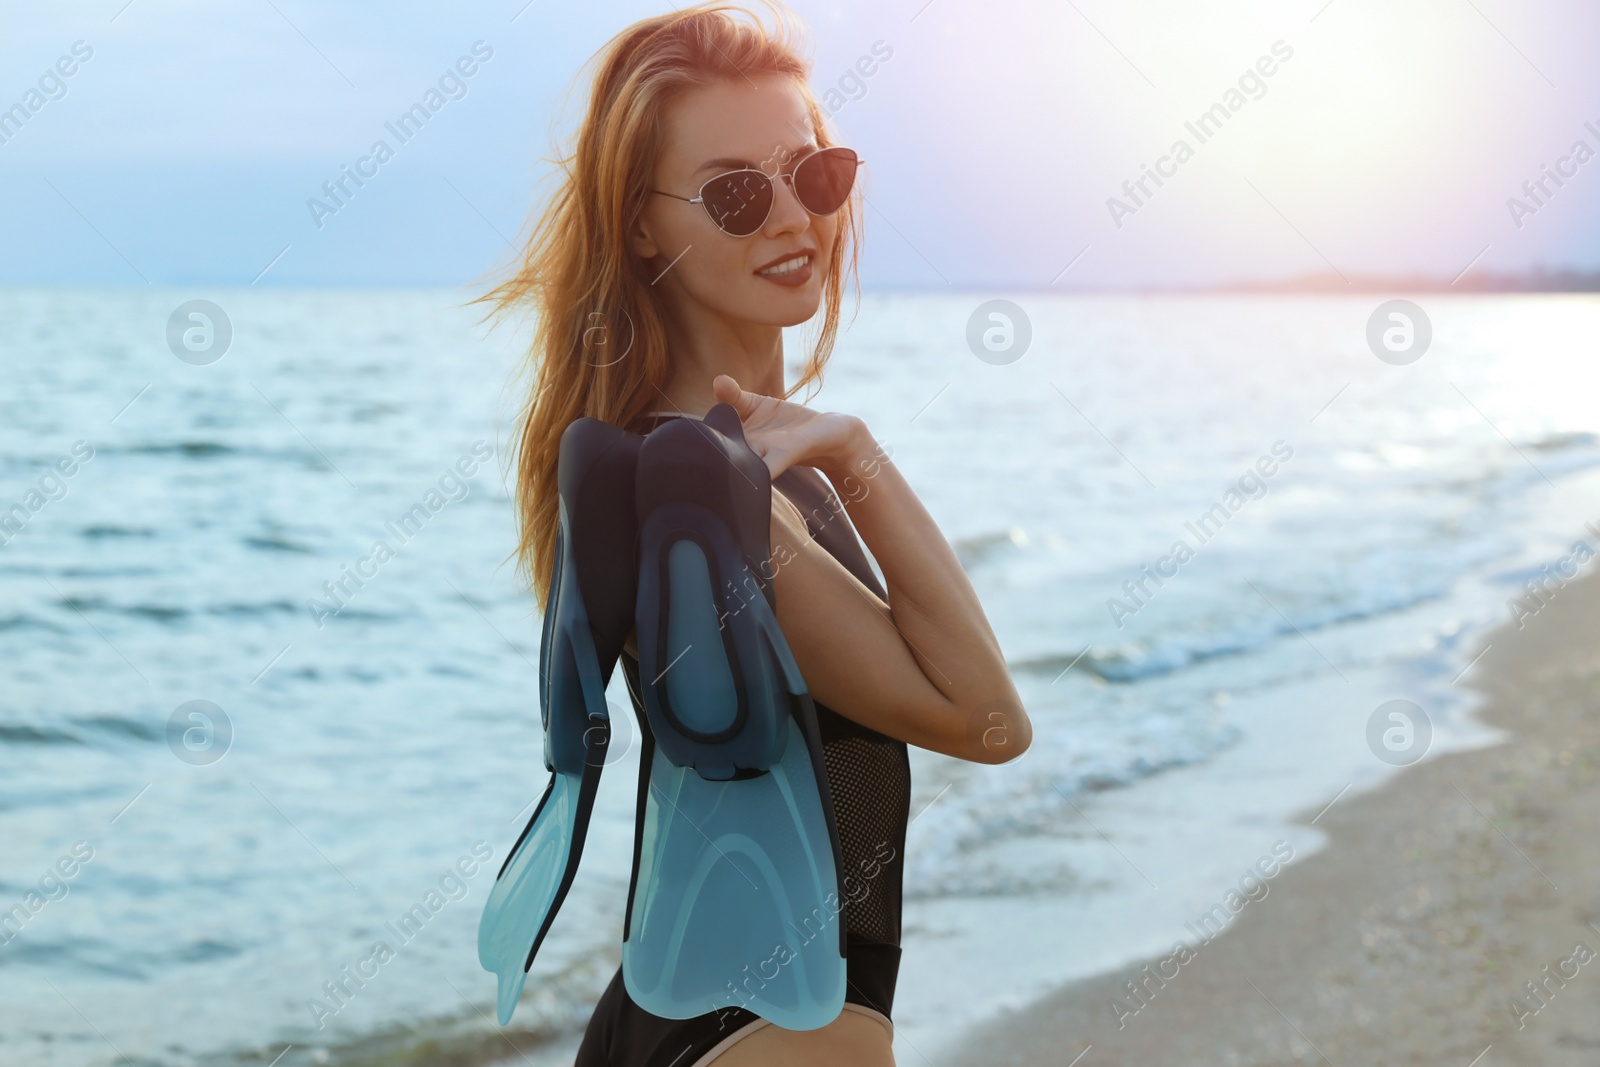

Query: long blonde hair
[[470, 1, 862, 601]]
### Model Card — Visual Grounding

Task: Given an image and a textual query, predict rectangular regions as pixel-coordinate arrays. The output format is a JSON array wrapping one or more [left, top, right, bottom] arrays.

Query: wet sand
[[939, 570, 1600, 1066]]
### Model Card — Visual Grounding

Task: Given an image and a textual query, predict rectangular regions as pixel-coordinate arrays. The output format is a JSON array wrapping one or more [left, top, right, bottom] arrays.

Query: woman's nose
[[765, 171, 810, 231]]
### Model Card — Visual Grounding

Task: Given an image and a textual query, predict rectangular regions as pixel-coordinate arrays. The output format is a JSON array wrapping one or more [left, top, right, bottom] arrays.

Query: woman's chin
[[744, 282, 823, 326]]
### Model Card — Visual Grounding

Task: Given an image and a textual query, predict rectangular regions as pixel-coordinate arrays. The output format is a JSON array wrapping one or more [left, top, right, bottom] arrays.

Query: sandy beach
[[939, 570, 1600, 1066]]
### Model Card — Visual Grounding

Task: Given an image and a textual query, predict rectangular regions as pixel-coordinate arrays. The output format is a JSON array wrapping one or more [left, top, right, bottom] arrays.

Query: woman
[[474, 4, 1030, 1063]]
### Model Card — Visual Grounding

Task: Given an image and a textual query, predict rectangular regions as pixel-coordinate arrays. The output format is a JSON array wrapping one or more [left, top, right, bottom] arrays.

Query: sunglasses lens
[[701, 171, 772, 237], [794, 147, 858, 216]]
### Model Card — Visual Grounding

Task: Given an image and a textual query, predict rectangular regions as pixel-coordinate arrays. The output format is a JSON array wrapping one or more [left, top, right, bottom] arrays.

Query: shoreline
[[938, 568, 1600, 1065]]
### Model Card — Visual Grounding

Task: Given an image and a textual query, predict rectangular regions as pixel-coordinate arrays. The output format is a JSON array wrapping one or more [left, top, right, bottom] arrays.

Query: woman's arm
[[715, 375, 1030, 765]]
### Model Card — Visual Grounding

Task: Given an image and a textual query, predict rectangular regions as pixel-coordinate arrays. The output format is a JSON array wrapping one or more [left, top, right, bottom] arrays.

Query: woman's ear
[[628, 206, 661, 261]]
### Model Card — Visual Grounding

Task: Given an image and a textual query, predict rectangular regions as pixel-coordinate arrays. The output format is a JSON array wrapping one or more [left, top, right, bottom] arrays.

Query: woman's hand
[[711, 374, 867, 480]]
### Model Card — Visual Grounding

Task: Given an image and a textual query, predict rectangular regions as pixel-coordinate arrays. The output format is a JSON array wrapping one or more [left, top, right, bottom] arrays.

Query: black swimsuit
[[574, 428, 912, 1066]]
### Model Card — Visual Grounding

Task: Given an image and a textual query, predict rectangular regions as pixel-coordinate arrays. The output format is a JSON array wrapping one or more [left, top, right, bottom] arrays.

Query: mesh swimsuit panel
[[575, 419, 911, 1066]]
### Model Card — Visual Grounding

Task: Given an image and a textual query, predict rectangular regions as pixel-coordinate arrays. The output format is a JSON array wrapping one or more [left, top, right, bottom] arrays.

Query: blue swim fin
[[478, 418, 641, 1025], [621, 404, 848, 1030]]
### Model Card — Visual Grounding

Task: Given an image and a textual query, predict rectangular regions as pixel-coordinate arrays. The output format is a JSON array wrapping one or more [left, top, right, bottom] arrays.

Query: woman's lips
[[754, 257, 813, 288]]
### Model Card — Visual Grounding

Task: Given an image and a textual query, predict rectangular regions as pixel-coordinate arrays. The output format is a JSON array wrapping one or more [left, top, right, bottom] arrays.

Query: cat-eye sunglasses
[[650, 146, 862, 237]]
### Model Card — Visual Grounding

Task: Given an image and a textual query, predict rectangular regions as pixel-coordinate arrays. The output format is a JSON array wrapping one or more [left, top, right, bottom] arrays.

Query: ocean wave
[[0, 938, 151, 980], [952, 527, 1029, 570], [0, 715, 158, 748], [103, 441, 337, 469], [122, 441, 237, 458], [49, 596, 190, 623], [243, 534, 315, 554], [1011, 530, 1513, 683], [58, 566, 165, 578], [1045, 581, 1448, 683], [0, 722, 85, 745], [80, 525, 156, 539], [1525, 429, 1599, 452], [39, 597, 306, 623], [196, 948, 618, 1067], [208, 600, 302, 617], [166, 937, 245, 964], [904, 715, 1244, 899], [69, 714, 160, 743], [0, 613, 71, 635]]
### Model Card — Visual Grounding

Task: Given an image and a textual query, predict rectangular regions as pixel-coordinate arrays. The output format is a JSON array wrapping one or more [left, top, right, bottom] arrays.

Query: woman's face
[[632, 73, 838, 328]]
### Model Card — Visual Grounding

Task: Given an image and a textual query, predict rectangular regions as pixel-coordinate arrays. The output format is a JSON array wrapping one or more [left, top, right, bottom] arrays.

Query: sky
[[1, 0, 1598, 289]]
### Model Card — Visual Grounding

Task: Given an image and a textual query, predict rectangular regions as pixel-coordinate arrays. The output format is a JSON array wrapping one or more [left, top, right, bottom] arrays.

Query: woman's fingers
[[711, 374, 757, 417], [709, 373, 804, 476], [762, 445, 798, 479]]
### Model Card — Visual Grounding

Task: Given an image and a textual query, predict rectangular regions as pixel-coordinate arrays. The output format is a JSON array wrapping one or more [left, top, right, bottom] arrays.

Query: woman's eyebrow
[[694, 143, 818, 174]]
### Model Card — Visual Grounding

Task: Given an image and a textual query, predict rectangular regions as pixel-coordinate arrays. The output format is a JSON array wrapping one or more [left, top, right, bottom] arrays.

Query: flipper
[[478, 417, 641, 1025], [621, 404, 848, 1030]]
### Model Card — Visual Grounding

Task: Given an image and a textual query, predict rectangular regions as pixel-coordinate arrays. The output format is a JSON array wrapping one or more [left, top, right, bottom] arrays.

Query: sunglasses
[[651, 146, 863, 237]]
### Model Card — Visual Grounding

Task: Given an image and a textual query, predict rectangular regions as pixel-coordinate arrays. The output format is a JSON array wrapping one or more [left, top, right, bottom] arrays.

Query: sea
[[3, 288, 1598, 1067]]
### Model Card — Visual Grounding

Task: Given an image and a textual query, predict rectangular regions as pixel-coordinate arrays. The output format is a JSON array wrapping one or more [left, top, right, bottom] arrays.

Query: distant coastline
[[1211, 266, 1600, 294], [870, 267, 1600, 296]]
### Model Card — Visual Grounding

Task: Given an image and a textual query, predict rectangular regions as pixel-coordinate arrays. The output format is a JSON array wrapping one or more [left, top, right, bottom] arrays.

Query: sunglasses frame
[[650, 145, 864, 237]]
